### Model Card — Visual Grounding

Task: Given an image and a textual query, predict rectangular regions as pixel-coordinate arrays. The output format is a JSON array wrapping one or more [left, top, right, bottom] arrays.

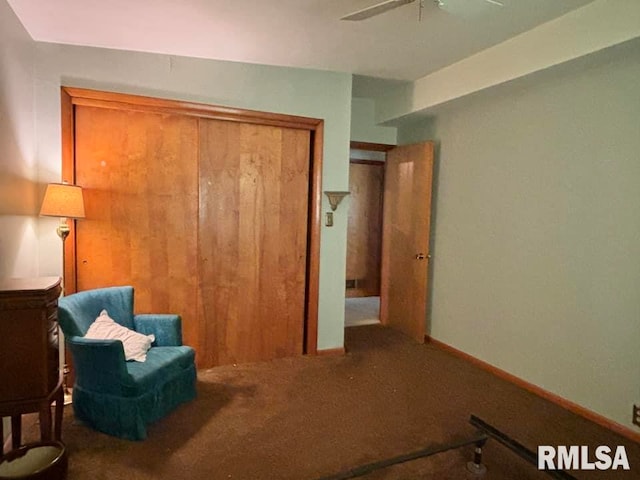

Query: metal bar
[[469, 415, 579, 480], [316, 431, 488, 480]]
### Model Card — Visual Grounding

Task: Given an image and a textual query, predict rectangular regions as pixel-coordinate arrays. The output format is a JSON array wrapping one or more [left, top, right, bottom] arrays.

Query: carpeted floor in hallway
[[22, 325, 640, 479]]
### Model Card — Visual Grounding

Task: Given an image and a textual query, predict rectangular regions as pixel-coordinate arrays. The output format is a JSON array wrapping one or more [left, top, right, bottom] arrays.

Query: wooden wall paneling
[[346, 163, 384, 297], [73, 106, 200, 351], [198, 119, 310, 366]]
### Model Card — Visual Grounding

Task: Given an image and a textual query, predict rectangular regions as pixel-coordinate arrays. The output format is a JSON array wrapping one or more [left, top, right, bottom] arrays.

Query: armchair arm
[[133, 314, 183, 346], [66, 336, 130, 395]]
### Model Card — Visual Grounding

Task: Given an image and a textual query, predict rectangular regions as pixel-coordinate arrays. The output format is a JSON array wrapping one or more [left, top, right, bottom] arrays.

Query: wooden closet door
[[74, 106, 199, 349], [198, 119, 310, 366]]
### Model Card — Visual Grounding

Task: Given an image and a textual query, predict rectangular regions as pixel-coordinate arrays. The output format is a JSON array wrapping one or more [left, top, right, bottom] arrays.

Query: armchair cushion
[[125, 347, 195, 392], [58, 286, 197, 440]]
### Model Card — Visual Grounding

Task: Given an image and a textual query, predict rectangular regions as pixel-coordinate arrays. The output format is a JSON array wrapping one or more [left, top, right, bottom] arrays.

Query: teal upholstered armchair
[[58, 286, 196, 440]]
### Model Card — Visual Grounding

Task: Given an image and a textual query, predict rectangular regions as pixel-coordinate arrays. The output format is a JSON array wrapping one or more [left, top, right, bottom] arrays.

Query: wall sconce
[[323, 191, 350, 227], [324, 191, 350, 211]]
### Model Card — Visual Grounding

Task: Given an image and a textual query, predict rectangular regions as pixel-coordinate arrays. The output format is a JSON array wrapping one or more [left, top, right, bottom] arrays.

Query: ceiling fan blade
[[341, 0, 417, 21]]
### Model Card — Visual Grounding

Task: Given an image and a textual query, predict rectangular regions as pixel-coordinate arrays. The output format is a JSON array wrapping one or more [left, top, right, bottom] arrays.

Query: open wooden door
[[380, 142, 434, 342]]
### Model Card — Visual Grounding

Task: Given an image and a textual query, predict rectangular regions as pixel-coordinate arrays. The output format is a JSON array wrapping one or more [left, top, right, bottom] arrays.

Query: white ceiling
[[8, 0, 595, 81]]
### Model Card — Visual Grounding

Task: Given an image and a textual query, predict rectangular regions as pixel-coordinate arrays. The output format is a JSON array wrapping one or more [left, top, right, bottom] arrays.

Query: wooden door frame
[[61, 87, 324, 355]]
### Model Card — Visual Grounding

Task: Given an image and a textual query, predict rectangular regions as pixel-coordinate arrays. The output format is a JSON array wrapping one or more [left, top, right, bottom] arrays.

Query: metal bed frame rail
[[315, 415, 579, 480]]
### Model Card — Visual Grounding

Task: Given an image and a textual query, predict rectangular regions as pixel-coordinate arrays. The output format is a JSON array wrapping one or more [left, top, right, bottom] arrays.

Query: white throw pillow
[[85, 309, 155, 362]]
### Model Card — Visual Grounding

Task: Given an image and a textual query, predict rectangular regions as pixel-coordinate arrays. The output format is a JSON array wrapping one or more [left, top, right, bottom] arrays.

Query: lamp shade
[[40, 183, 85, 219]]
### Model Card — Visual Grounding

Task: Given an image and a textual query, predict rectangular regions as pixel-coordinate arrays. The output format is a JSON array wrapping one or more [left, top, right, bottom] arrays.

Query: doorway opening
[[344, 139, 435, 345], [344, 142, 392, 329]]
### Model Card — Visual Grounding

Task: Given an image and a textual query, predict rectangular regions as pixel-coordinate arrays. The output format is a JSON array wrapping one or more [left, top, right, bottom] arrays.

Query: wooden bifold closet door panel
[[74, 106, 200, 349], [198, 120, 310, 366], [73, 103, 311, 367]]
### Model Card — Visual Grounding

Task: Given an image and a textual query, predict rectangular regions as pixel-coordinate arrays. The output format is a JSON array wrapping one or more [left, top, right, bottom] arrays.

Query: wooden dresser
[[0, 277, 64, 452]]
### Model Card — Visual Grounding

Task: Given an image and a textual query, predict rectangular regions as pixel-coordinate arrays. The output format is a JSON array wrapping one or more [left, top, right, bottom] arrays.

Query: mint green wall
[[34, 43, 352, 350], [0, 0, 39, 279], [398, 41, 640, 429], [350, 97, 397, 144]]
